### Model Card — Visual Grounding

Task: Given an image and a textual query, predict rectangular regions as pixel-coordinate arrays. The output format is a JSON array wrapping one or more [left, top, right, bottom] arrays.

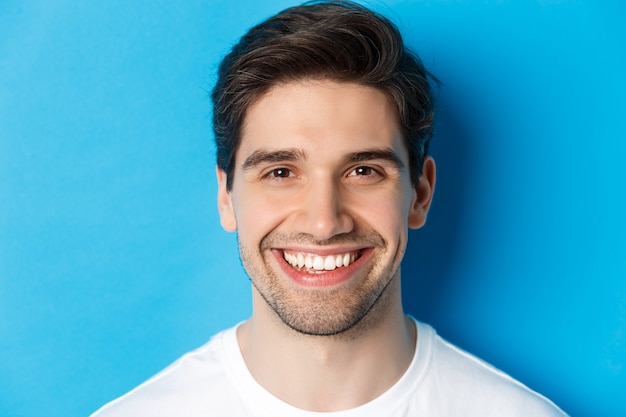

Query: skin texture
[[217, 79, 436, 411]]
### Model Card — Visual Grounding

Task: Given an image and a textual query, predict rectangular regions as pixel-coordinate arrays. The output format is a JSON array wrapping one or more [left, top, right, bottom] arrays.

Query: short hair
[[212, 0, 436, 190]]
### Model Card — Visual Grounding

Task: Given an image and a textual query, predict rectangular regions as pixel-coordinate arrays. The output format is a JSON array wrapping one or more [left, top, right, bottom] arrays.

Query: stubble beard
[[238, 231, 403, 339]]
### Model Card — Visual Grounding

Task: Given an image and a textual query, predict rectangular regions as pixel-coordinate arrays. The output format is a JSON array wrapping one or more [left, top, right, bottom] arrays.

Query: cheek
[[353, 193, 410, 237], [232, 192, 290, 242], [374, 183, 413, 217]]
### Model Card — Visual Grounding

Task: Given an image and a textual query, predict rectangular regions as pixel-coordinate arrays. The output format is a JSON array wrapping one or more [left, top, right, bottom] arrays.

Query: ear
[[216, 166, 237, 232], [408, 156, 436, 229]]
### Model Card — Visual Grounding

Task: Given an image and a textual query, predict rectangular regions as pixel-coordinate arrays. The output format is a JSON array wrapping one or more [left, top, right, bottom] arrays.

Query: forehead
[[238, 80, 405, 161]]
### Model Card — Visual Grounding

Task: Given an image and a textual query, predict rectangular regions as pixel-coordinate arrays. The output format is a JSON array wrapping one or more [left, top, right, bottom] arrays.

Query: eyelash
[[264, 167, 295, 179], [348, 165, 383, 178], [260, 164, 385, 182]]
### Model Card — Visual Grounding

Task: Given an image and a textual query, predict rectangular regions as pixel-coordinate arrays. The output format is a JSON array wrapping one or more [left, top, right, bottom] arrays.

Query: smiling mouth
[[282, 250, 361, 274]]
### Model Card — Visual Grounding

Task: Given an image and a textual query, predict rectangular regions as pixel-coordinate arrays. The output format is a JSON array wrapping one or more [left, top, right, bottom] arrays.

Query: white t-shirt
[[91, 320, 567, 416]]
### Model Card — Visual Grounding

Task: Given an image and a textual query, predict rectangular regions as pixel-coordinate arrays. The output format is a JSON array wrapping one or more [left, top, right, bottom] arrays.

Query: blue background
[[1, 1, 624, 416]]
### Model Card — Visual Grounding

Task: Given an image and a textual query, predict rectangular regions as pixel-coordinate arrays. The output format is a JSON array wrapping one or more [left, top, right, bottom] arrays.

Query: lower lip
[[272, 249, 373, 288]]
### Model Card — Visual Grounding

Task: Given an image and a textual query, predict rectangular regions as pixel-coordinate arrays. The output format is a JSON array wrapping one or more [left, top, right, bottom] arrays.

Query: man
[[92, 1, 567, 415]]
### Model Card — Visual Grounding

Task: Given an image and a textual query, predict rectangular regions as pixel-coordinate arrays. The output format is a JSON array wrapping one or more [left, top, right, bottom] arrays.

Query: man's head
[[213, 1, 436, 337], [212, 0, 435, 190]]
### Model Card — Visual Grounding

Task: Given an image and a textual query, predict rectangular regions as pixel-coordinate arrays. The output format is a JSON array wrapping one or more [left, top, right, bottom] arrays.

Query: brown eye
[[354, 166, 373, 176], [270, 168, 293, 178], [349, 166, 377, 176]]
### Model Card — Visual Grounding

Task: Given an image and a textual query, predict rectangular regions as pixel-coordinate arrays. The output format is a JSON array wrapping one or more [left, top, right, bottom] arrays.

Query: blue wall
[[1, 1, 624, 416]]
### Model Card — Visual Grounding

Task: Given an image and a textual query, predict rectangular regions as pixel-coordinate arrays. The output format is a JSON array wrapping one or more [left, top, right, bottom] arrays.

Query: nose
[[293, 176, 354, 241]]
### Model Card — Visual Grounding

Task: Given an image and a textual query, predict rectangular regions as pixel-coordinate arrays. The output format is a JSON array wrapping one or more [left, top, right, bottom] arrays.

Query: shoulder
[[90, 326, 242, 417], [414, 321, 567, 417]]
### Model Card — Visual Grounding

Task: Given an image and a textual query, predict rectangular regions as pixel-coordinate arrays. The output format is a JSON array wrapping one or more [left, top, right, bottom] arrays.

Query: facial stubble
[[238, 231, 403, 340]]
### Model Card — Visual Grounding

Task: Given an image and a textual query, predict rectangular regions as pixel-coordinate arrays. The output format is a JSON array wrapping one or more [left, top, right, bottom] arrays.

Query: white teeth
[[313, 256, 324, 270], [324, 256, 336, 270], [283, 251, 359, 272]]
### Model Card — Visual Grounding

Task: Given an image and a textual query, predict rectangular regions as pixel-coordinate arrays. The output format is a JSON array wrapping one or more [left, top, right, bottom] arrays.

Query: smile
[[283, 250, 360, 273]]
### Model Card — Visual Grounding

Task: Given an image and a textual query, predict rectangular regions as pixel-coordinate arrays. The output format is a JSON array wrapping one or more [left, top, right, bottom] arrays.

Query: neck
[[237, 277, 416, 412]]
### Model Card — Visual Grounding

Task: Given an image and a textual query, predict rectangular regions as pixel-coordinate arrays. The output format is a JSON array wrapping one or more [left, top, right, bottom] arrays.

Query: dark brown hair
[[212, 0, 435, 189]]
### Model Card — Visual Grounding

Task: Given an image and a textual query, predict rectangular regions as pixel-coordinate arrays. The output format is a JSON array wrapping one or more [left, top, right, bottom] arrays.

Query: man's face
[[217, 80, 434, 336]]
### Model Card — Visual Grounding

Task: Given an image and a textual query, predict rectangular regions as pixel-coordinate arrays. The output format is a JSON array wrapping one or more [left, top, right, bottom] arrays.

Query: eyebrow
[[346, 148, 406, 171], [242, 148, 305, 171], [240, 147, 405, 171]]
